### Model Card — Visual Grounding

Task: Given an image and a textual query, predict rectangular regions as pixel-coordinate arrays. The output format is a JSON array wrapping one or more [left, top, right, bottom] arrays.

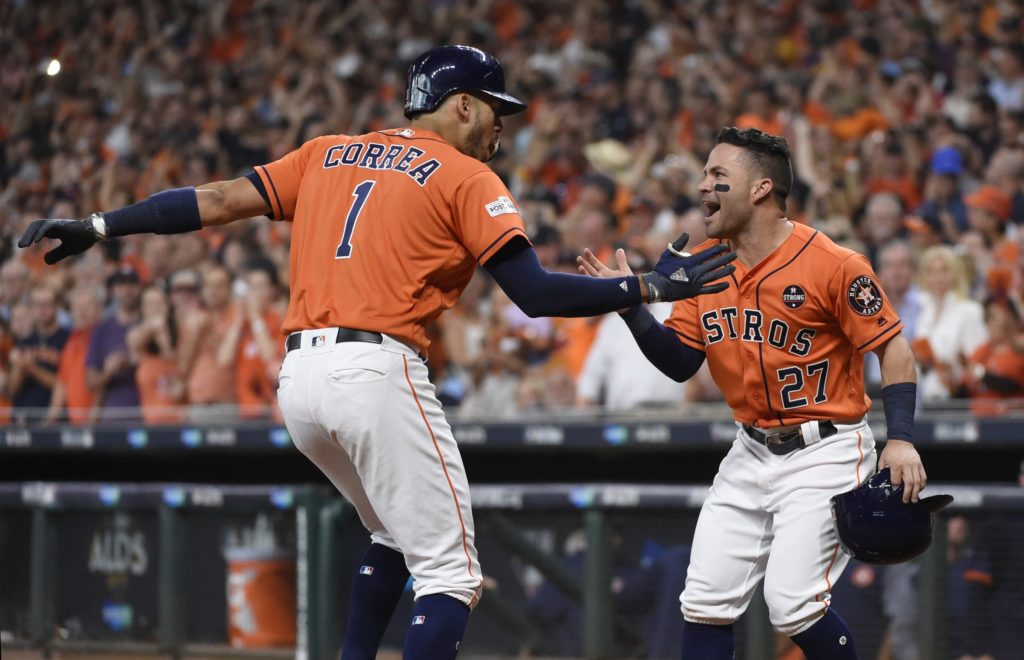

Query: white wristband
[[88, 212, 108, 240]]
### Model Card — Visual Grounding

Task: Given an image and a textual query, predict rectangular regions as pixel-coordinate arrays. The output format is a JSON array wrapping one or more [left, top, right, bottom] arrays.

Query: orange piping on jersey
[[258, 165, 285, 219], [817, 544, 841, 614], [403, 354, 475, 578], [855, 431, 865, 483], [754, 231, 822, 424]]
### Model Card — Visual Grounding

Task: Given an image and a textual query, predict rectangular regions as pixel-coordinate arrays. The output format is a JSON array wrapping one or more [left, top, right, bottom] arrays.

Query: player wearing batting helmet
[[578, 127, 930, 660], [19, 45, 737, 658]]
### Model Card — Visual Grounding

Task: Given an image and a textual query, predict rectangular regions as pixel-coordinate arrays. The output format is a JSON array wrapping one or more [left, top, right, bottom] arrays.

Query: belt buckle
[[764, 431, 783, 446]]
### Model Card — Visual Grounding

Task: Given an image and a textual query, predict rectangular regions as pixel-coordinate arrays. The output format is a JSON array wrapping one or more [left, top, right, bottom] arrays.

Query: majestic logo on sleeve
[[782, 284, 806, 309], [485, 196, 518, 217], [847, 275, 883, 316]]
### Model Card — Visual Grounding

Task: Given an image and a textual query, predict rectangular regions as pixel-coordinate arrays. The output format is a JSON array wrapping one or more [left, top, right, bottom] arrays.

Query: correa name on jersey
[[322, 141, 442, 186]]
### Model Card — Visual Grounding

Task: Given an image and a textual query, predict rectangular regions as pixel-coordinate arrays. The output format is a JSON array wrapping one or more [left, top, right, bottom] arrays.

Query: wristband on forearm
[[102, 187, 202, 237], [881, 382, 916, 441]]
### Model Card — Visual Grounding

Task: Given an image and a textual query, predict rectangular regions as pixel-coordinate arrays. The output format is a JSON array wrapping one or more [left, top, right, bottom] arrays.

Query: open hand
[[18, 218, 102, 264], [639, 233, 737, 303]]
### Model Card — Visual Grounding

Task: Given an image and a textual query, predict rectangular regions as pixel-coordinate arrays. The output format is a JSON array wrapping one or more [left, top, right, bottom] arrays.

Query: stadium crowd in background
[[2, 0, 1024, 423]]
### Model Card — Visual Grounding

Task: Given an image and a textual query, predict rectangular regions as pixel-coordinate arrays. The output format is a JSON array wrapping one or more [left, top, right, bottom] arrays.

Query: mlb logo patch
[[312, 334, 327, 347], [359, 566, 374, 575], [412, 616, 426, 625]]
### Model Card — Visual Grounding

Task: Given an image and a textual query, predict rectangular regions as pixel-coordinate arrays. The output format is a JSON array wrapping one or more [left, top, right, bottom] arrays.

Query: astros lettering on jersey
[[665, 222, 902, 427], [254, 127, 529, 352]]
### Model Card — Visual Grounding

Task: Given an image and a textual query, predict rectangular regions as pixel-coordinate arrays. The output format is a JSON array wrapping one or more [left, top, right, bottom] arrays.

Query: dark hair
[[715, 126, 794, 212]]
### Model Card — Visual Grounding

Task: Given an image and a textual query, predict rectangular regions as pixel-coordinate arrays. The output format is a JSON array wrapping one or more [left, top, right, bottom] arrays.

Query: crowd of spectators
[[2, 0, 1024, 424]]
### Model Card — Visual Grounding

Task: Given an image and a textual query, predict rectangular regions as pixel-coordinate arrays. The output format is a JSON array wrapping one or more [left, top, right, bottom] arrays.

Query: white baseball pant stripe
[[681, 421, 876, 636], [276, 330, 482, 608]]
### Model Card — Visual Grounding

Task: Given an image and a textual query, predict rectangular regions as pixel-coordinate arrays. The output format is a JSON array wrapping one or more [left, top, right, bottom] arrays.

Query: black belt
[[742, 420, 837, 456], [285, 328, 383, 352]]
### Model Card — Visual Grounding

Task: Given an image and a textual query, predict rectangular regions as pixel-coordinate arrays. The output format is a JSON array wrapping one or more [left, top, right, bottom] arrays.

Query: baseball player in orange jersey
[[578, 127, 928, 660], [19, 46, 737, 659]]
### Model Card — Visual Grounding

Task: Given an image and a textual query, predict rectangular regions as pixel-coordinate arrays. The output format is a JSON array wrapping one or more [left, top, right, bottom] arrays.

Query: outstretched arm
[[576, 247, 706, 382], [18, 177, 271, 263], [485, 234, 736, 318]]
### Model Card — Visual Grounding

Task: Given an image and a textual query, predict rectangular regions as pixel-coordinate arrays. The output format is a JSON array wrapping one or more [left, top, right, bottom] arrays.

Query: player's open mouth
[[703, 200, 720, 219]]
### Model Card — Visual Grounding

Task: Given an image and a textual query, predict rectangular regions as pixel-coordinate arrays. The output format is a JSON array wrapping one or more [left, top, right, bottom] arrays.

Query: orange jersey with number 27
[[665, 222, 903, 427]]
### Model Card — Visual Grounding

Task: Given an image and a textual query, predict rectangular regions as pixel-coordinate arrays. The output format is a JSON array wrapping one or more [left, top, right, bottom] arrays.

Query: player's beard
[[467, 115, 498, 162]]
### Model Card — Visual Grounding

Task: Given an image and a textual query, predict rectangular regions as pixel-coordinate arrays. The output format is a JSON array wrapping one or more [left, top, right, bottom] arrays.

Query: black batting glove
[[639, 233, 737, 303], [18, 214, 105, 264]]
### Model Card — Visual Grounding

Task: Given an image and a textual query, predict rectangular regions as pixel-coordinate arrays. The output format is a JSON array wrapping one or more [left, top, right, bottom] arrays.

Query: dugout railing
[[1, 481, 1022, 659]]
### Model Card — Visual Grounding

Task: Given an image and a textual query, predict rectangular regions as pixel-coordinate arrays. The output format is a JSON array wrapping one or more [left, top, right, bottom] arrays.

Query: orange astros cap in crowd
[[965, 185, 1012, 220]]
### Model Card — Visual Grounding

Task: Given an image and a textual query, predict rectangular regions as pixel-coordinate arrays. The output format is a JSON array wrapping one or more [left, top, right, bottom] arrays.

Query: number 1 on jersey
[[336, 180, 376, 259]]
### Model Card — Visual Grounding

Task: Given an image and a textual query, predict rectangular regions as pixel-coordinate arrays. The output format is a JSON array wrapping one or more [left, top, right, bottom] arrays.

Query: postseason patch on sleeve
[[484, 196, 518, 217]]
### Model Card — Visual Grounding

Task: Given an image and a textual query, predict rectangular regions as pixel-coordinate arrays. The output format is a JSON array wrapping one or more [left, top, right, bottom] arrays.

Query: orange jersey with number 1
[[254, 128, 529, 353], [665, 222, 903, 428]]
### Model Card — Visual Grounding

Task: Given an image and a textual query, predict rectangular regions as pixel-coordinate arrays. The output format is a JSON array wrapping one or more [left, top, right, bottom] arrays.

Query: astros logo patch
[[782, 284, 806, 309], [847, 275, 883, 316]]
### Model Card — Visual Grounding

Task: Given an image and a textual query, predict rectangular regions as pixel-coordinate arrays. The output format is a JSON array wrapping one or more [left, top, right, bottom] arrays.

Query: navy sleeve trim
[[857, 321, 904, 352], [245, 171, 274, 219], [257, 165, 284, 220]]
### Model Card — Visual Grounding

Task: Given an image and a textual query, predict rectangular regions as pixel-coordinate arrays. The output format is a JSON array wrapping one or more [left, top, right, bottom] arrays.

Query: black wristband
[[105, 187, 202, 237], [881, 382, 916, 442]]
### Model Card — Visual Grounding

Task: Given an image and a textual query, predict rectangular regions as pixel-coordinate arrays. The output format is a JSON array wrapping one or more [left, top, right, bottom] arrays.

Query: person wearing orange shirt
[[221, 263, 284, 420], [580, 127, 928, 660], [965, 297, 1024, 416], [18, 45, 733, 658], [47, 285, 104, 424], [128, 284, 185, 425]]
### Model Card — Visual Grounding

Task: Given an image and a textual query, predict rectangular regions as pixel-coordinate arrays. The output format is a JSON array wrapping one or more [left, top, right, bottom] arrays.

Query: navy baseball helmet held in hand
[[404, 45, 527, 119], [830, 468, 954, 565]]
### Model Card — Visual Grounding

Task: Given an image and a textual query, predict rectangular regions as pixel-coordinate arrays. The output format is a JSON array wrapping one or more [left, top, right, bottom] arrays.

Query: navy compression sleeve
[[619, 306, 705, 382], [485, 243, 642, 317]]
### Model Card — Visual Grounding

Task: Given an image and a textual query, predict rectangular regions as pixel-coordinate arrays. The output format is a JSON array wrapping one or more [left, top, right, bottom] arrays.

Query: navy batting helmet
[[830, 468, 953, 565], [404, 45, 527, 119]]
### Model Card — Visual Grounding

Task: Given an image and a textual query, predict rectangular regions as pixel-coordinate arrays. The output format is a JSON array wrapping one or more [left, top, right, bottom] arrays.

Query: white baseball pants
[[277, 330, 482, 608], [681, 421, 876, 635]]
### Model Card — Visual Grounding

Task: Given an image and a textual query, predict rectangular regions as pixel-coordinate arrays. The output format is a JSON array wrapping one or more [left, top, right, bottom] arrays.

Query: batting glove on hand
[[639, 233, 737, 303], [18, 213, 106, 264]]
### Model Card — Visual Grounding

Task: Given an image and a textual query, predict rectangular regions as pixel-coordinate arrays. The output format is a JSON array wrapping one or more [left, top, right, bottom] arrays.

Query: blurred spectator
[[865, 241, 923, 394], [222, 263, 285, 420], [913, 246, 987, 401], [0, 259, 30, 323], [86, 265, 142, 421], [47, 286, 104, 424], [964, 297, 1024, 415], [178, 263, 238, 422], [577, 302, 685, 412], [913, 146, 968, 244], [127, 284, 184, 424], [168, 269, 203, 326], [7, 286, 70, 419], [965, 185, 1013, 252], [859, 193, 907, 262], [946, 515, 995, 660]]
